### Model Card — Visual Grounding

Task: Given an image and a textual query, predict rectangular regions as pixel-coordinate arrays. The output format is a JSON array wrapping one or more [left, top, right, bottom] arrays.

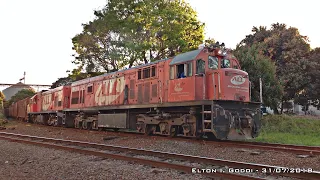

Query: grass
[[252, 114, 320, 146]]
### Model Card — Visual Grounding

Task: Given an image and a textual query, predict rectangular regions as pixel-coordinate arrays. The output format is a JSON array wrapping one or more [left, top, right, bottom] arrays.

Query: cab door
[[207, 56, 220, 100], [168, 61, 195, 102]]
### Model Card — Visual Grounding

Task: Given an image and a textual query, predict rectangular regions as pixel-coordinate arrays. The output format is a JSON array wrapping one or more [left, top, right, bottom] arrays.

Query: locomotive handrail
[[203, 73, 206, 100], [212, 73, 216, 100], [218, 72, 221, 99]]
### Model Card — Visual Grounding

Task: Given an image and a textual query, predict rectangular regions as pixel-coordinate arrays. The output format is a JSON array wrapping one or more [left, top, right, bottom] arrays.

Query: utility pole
[[19, 71, 26, 84], [259, 78, 263, 103]]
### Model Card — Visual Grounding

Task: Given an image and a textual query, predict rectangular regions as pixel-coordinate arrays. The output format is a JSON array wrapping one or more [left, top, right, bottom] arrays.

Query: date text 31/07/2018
[[261, 168, 313, 173]]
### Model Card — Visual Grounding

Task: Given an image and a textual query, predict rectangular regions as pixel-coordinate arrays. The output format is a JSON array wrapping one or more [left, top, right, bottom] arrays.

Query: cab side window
[[221, 59, 231, 68], [196, 59, 205, 74], [208, 56, 218, 70], [175, 62, 192, 79]]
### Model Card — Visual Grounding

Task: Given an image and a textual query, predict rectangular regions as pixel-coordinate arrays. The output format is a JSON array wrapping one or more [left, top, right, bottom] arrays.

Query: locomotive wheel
[[136, 121, 146, 133], [87, 122, 93, 130], [53, 119, 58, 127], [145, 125, 154, 136], [74, 120, 78, 128], [92, 121, 98, 130], [82, 121, 87, 130], [169, 126, 177, 137]]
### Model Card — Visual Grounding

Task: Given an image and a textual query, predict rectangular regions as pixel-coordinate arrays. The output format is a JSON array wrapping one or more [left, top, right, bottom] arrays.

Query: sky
[[0, 0, 319, 91]]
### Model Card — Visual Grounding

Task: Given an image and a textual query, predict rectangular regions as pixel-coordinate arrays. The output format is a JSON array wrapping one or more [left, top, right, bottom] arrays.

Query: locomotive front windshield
[[208, 56, 233, 69], [208, 56, 218, 69], [221, 59, 231, 68]]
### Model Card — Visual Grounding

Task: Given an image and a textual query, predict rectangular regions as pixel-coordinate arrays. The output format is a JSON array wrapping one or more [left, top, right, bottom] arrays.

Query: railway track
[[0, 132, 319, 180], [80, 128, 320, 156], [105, 130, 320, 156], [216, 140, 320, 156], [3, 121, 320, 156]]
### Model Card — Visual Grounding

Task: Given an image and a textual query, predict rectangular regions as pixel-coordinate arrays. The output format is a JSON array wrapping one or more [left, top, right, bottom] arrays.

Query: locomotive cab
[[195, 43, 261, 140], [205, 50, 250, 102]]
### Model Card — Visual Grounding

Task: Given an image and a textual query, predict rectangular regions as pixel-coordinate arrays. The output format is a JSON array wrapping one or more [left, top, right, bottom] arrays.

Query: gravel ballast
[[2, 121, 320, 173], [0, 139, 212, 180]]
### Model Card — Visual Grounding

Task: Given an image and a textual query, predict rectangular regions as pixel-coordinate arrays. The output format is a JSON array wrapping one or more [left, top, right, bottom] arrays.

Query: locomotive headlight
[[222, 51, 227, 56]]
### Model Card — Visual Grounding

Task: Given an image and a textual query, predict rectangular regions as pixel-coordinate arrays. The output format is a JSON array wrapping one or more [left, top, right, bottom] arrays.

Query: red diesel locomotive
[[8, 43, 262, 140]]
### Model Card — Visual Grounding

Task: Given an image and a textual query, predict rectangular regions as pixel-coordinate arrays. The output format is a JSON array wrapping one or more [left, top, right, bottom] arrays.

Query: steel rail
[[4, 121, 320, 155], [204, 140, 320, 156], [226, 140, 320, 151], [0, 135, 262, 180], [0, 132, 319, 180]]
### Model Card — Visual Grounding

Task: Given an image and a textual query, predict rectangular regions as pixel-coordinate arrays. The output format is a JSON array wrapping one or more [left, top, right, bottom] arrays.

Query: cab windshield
[[208, 56, 238, 70], [208, 56, 218, 69], [221, 59, 231, 68]]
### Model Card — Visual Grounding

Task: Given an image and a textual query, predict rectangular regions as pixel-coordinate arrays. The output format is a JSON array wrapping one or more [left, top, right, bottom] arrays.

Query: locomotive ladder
[[201, 101, 214, 132]]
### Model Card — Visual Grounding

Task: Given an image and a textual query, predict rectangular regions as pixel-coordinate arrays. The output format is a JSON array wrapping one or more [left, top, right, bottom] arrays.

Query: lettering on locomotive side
[[57, 91, 63, 102], [42, 94, 52, 110], [231, 75, 245, 85], [95, 76, 125, 106]]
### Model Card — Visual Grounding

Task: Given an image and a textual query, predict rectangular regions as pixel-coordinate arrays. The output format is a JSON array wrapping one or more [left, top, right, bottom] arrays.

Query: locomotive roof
[[169, 49, 202, 65], [41, 85, 64, 94], [71, 49, 202, 86], [71, 58, 169, 86]]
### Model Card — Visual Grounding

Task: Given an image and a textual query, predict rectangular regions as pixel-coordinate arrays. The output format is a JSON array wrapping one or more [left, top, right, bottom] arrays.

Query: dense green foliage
[[253, 115, 320, 146], [233, 44, 282, 109], [0, 91, 4, 101], [0, 91, 4, 109], [71, 0, 205, 74], [294, 48, 320, 111], [235, 23, 319, 113]]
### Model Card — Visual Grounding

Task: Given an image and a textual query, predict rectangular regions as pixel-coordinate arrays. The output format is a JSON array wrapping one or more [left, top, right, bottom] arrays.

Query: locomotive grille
[[138, 84, 143, 103], [152, 84, 157, 97], [129, 80, 135, 99], [144, 82, 150, 102]]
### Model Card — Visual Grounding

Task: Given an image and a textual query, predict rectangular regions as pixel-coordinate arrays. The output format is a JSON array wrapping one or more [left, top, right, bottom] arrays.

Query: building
[[1, 82, 34, 101]]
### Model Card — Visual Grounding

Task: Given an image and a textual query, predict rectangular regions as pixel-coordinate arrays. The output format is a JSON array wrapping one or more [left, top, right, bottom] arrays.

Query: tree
[[51, 68, 105, 89], [237, 23, 311, 113], [308, 48, 320, 109], [294, 48, 320, 112], [204, 38, 215, 45], [0, 91, 5, 109], [4, 89, 36, 108], [234, 43, 283, 111], [51, 77, 74, 89], [71, 0, 205, 75]]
